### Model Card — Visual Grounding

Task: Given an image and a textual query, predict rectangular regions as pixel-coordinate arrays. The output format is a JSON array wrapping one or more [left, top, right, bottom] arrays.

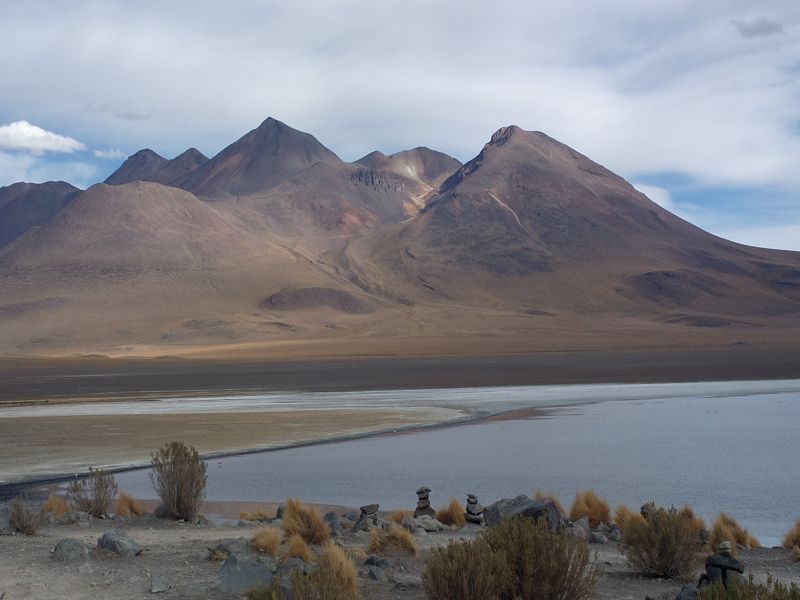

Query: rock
[[367, 565, 387, 582], [360, 504, 379, 516], [59, 511, 91, 525], [415, 516, 446, 532], [97, 529, 141, 556], [460, 522, 484, 535], [573, 516, 590, 533], [391, 572, 423, 589], [400, 515, 417, 532], [342, 510, 358, 523], [153, 504, 170, 519], [352, 503, 379, 532], [324, 511, 341, 536], [150, 572, 170, 594], [483, 495, 567, 531], [675, 585, 698, 600], [588, 532, 608, 544], [217, 553, 277, 593], [568, 524, 587, 540], [52, 538, 90, 562], [607, 526, 621, 542], [276, 503, 287, 520], [278, 557, 313, 578], [414, 486, 436, 518], [364, 554, 391, 569]]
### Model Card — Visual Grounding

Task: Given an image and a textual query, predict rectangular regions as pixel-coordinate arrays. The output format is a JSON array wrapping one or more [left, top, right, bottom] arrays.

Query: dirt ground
[[1, 513, 798, 600]]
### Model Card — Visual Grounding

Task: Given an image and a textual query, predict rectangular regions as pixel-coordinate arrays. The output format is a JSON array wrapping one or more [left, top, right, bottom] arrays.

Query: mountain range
[[1, 117, 799, 357]]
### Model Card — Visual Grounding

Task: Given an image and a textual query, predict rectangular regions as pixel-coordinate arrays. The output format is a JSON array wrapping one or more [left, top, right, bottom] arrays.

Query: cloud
[[0, 120, 86, 155], [88, 103, 155, 122], [94, 148, 127, 160], [717, 224, 800, 251], [731, 16, 784, 38], [632, 183, 675, 212], [0, 150, 97, 188]]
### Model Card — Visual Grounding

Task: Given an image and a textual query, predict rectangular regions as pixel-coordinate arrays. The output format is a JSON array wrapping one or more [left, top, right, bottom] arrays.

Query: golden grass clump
[[783, 519, 800, 551], [316, 543, 359, 598], [115, 492, 147, 518], [710, 513, 760, 554], [209, 546, 230, 561], [569, 490, 611, 529], [435, 498, 466, 528], [9, 498, 38, 535], [240, 509, 272, 522], [42, 494, 69, 518], [533, 491, 566, 515], [342, 544, 367, 562], [282, 498, 330, 545], [614, 505, 647, 532], [284, 533, 314, 563], [388, 509, 412, 524], [679, 504, 706, 537], [368, 525, 418, 556], [251, 527, 282, 555]]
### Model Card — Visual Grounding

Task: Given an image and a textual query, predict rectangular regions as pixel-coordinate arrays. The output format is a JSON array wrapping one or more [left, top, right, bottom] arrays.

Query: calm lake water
[[111, 381, 800, 546]]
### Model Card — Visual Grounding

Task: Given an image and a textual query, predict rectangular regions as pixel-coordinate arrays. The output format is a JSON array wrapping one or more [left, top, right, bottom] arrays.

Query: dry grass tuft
[[240, 509, 272, 522], [388, 509, 412, 524], [42, 494, 69, 518], [436, 498, 466, 528], [115, 492, 147, 518], [342, 545, 367, 562], [620, 504, 705, 579], [697, 574, 800, 599], [534, 491, 566, 515], [783, 519, 800, 551], [792, 545, 800, 563], [251, 527, 282, 555], [615, 505, 647, 532], [150, 441, 207, 521], [67, 467, 118, 518], [679, 504, 706, 536], [282, 498, 330, 545], [710, 513, 760, 554], [423, 539, 511, 600], [314, 543, 359, 598], [209, 546, 230, 561], [368, 525, 418, 556], [9, 498, 38, 535], [569, 490, 611, 529], [284, 533, 314, 563]]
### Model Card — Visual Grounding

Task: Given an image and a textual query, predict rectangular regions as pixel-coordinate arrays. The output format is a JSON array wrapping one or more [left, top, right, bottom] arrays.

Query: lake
[[109, 380, 800, 546]]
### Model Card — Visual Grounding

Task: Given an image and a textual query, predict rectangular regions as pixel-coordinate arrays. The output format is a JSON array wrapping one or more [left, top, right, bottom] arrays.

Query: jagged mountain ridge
[[0, 118, 798, 354]]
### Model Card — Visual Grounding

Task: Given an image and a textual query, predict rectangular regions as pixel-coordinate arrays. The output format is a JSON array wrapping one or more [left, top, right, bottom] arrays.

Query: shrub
[[697, 575, 800, 599], [149, 441, 207, 521], [282, 498, 330, 545], [67, 467, 118, 518], [42, 494, 69, 518], [9, 498, 38, 535], [246, 579, 284, 600], [615, 505, 646, 533], [569, 490, 611, 528], [710, 513, 760, 554], [115, 492, 147, 518], [534, 491, 566, 515], [483, 517, 600, 600], [368, 525, 418, 556], [388, 509, 412, 524], [436, 498, 466, 528], [252, 527, 282, 555], [783, 519, 800, 551], [620, 504, 704, 579], [284, 533, 314, 563], [423, 538, 511, 600], [208, 545, 230, 561]]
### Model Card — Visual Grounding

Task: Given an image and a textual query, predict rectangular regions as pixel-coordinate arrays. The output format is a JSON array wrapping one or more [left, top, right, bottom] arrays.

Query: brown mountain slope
[[177, 117, 342, 197], [342, 126, 800, 317], [0, 181, 79, 248], [105, 148, 209, 186]]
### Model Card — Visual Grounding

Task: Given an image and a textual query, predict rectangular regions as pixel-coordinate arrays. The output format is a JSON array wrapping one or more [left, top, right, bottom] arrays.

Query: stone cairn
[[352, 503, 379, 532], [464, 494, 484, 524], [414, 486, 436, 518]]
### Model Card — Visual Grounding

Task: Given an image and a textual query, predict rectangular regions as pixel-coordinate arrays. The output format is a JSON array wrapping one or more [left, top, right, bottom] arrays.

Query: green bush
[[698, 575, 800, 599], [620, 504, 705, 579], [423, 517, 599, 600], [149, 441, 207, 521], [484, 517, 600, 600], [423, 538, 511, 600], [67, 467, 118, 518]]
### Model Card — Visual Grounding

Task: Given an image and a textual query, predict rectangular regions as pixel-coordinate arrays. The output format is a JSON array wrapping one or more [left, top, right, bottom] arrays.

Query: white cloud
[[0, 120, 86, 155], [0, 150, 97, 188], [632, 183, 675, 212], [716, 224, 800, 251], [94, 148, 127, 160]]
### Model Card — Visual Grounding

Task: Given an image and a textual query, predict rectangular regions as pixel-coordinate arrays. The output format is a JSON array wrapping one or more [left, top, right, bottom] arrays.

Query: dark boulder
[[483, 495, 567, 530]]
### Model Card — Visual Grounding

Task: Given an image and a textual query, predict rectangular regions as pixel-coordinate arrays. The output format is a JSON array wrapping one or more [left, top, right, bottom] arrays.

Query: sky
[[0, 0, 798, 249]]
